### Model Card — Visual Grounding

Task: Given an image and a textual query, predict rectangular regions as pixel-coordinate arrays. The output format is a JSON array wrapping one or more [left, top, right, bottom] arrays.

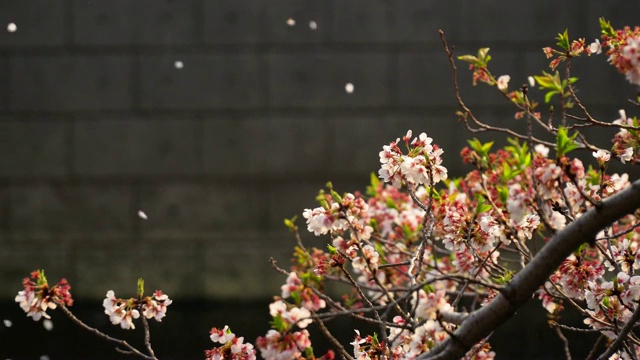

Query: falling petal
[[3, 319, 12, 328], [345, 82, 355, 94], [7, 22, 17, 32], [138, 210, 148, 220], [309, 21, 317, 30], [174, 61, 184, 69], [43, 319, 53, 331], [286, 18, 295, 26]]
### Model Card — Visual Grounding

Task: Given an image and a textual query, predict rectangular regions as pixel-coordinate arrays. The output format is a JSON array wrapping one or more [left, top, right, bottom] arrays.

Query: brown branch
[[312, 310, 354, 360], [597, 302, 640, 360], [140, 316, 156, 359], [57, 303, 157, 360]]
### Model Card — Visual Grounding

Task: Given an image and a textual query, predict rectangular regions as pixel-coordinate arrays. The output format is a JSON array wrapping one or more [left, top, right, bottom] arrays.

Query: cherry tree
[[15, 19, 640, 360]]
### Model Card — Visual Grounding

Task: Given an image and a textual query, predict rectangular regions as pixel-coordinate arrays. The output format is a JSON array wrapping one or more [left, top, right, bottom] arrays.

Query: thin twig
[[57, 303, 157, 360]]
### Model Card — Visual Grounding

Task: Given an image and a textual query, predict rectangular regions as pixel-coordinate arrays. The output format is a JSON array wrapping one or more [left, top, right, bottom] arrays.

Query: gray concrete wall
[[1, 1, 638, 300]]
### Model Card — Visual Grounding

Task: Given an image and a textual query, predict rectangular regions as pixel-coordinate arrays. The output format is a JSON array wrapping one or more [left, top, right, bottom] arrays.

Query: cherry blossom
[[15, 270, 73, 321], [496, 75, 511, 91], [207, 326, 256, 360]]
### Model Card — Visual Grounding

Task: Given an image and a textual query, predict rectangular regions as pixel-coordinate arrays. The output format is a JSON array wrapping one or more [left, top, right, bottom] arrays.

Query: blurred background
[[1, 1, 639, 359]]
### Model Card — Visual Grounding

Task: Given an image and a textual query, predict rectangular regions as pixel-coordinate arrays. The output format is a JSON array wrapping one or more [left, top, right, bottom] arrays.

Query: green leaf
[[467, 138, 493, 156], [457, 54, 478, 64], [533, 76, 553, 89], [319, 199, 329, 209], [137, 278, 145, 297], [330, 190, 343, 203], [270, 314, 288, 332], [370, 172, 380, 189], [498, 186, 509, 204], [493, 269, 514, 285], [327, 245, 337, 255], [556, 29, 570, 50], [371, 332, 380, 346], [386, 198, 399, 210], [305, 347, 314, 358], [290, 291, 301, 305], [599, 18, 616, 37], [555, 127, 580, 157], [481, 141, 494, 154], [544, 90, 559, 103], [369, 218, 378, 232], [37, 270, 48, 286], [475, 197, 492, 214], [283, 215, 298, 232], [477, 48, 490, 62]]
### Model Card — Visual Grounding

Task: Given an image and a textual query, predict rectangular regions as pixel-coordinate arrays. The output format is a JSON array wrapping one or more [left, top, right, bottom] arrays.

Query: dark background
[[1, 1, 639, 359]]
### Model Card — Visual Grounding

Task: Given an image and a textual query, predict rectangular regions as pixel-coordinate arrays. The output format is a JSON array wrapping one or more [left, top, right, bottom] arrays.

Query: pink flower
[[281, 272, 302, 299], [207, 326, 256, 360], [210, 325, 235, 344], [142, 290, 172, 322]]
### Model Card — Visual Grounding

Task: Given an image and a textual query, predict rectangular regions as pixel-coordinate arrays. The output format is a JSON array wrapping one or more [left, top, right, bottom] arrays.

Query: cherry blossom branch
[[56, 302, 157, 360], [338, 264, 389, 345], [439, 30, 558, 149], [553, 323, 606, 333], [311, 310, 354, 360], [418, 178, 640, 360], [140, 316, 156, 359], [597, 302, 640, 360], [555, 326, 572, 360]]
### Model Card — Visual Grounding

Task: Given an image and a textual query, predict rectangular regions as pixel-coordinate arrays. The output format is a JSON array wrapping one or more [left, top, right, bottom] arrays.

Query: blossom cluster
[[102, 289, 172, 330], [14, 17, 640, 360], [378, 130, 448, 189], [15, 270, 73, 321], [205, 326, 257, 360], [600, 21, 640, 85]]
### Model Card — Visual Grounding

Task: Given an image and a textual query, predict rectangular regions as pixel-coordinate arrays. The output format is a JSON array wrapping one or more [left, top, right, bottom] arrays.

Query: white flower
[[288, 306, 312, 328], [534, 144, 549, 158], [280, 272, 301, 298], [496, 75, 511, 91], [620, 147, 634, 163], [592, 149, 611, 163], [549, 211, 566, 230], [589, 39, 602, 54], [210, 325, 235, 344]]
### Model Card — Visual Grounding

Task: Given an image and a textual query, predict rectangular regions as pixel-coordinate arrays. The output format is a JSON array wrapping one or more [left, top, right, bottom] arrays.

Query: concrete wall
[[1, 1, 639, 300]]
